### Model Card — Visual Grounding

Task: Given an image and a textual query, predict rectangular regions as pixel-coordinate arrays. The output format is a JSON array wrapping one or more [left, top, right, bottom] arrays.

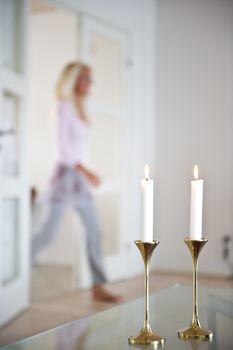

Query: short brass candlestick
[[178, 238, 213, 341], [129, 240, 165, 347]]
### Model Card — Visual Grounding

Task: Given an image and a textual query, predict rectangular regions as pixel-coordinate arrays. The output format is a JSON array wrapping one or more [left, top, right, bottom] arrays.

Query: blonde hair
[[55, 61, 90, 101]]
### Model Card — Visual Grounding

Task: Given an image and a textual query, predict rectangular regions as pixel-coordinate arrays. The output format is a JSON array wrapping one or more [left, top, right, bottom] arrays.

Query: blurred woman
[[32, 62, 120, 302]]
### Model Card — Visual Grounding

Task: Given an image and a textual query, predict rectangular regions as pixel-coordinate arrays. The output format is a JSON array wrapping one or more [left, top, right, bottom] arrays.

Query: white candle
[[141, 164, 154, 242], [190, 164, 203, 240]]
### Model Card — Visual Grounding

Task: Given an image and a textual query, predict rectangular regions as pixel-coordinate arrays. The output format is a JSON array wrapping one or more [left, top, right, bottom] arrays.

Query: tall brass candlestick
[[178, 238, 213, 341], [129, 240, 165, 347]]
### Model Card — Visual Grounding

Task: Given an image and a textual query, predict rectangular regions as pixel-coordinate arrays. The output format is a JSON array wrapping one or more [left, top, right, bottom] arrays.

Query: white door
[[0, 0, 30, 326], [78, 15, 134, 283]]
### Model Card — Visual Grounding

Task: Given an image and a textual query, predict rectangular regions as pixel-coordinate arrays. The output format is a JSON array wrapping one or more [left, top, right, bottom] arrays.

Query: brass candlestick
[[178, 238, 213, 341], [129, 240, 165, 347]]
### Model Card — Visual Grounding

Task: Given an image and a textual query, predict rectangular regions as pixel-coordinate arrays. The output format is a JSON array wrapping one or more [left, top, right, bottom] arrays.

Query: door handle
[[0, 129, 15, 152]]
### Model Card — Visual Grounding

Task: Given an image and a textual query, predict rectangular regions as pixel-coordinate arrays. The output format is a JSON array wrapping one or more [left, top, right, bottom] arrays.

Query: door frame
[[0, 0, 30, 326]]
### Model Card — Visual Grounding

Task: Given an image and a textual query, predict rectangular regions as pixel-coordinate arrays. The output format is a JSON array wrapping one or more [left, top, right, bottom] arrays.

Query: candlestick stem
[[144, 252, 150, 331], [178, 239, 213, 341], [192, 247, 200, 328], [129, 240, 165, 347]]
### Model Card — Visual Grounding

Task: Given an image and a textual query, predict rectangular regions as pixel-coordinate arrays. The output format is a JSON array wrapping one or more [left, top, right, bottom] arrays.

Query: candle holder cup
[[129, 240, 165, 347], [178, 238, 213, 341]]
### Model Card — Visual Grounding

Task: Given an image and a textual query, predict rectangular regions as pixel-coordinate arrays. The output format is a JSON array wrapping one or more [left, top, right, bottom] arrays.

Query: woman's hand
[[86, 171, 101, 187], [75, 164, 101, 187]]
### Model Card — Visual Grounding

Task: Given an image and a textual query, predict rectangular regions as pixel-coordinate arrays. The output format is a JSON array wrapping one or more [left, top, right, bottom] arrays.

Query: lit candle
[[141, 164, 154, 242], [190, 165, 203, 240]]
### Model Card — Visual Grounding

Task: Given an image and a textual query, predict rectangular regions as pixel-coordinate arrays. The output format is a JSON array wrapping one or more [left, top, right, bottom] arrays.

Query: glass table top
[[2, 284, 233, 350]]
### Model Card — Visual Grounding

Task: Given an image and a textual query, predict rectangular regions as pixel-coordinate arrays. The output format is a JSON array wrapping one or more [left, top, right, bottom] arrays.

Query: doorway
[[29, 0, 133, 302]]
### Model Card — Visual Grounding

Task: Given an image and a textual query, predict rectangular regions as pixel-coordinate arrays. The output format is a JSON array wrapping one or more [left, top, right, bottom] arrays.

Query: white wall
[[29, 9, 80, 265], [29, 9, 78, 189], [156, 0, 233, 275]]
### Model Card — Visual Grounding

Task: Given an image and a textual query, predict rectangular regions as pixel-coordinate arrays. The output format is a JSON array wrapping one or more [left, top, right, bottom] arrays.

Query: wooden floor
[[0, 267, 232, 347]]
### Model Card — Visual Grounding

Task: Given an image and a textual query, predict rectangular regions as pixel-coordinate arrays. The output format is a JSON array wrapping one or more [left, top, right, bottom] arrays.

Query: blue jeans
[[31, 195, 107, 286]]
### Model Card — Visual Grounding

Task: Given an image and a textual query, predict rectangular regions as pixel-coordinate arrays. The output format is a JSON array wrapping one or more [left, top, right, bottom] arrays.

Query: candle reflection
[[56, 317, 89, 350]]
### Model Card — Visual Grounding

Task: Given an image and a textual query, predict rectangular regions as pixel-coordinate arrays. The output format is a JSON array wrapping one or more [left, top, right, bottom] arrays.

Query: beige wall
[[29, 9, 78, 190], [29, 9, 79, 265], [156, 0, 233, 275]]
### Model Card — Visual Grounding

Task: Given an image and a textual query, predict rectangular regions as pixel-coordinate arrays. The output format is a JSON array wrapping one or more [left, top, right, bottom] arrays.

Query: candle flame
[[144, 164, 150, 180], [193, 164, 199, 180]]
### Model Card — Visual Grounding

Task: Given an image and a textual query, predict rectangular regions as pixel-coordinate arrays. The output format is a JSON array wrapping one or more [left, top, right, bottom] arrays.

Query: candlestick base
[[129, 328, 165, 347], [178, 324, 213, 341]]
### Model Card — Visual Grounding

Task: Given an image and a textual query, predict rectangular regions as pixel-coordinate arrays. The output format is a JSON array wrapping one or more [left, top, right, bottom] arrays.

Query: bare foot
[[93, 285, 122, 303]]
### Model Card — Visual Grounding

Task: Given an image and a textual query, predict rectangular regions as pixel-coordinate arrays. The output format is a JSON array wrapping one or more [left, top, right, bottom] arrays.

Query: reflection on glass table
[[3, 285, 233, 350]]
